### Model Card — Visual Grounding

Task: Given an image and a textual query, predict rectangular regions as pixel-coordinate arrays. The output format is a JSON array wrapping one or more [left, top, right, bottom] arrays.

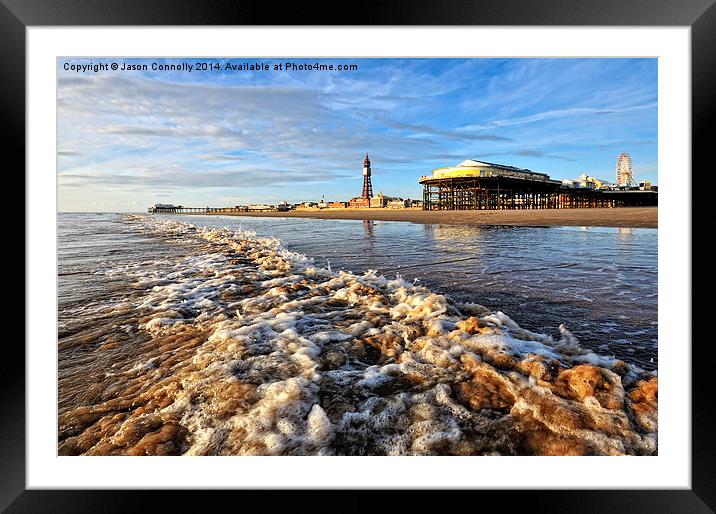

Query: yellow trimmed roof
[[420, 159, 555, 183]]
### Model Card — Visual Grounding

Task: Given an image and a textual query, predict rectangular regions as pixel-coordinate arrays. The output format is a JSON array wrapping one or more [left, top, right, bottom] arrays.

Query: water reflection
[[617, 227, 633, 248], [362, 219, 374, 239]]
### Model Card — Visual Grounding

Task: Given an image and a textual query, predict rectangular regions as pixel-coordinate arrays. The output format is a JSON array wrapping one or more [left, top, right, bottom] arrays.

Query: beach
[[192, 207, 658, 228], [57, 214, 658, 456]]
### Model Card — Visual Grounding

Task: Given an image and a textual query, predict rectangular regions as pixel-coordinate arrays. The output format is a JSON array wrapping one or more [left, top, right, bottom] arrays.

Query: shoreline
[[185, 206, 658, 228]]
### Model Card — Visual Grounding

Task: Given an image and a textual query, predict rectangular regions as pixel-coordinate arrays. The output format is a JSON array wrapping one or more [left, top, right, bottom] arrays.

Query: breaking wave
[[58, 215, 657, 456]]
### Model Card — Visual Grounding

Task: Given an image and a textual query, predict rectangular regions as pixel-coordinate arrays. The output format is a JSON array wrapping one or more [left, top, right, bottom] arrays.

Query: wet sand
[[193, 207, 658, 228]]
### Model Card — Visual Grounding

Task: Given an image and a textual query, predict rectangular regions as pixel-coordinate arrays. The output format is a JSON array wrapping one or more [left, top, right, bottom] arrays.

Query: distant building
[[349, 197, 371, 208], [248, 204, 274, 211], [639, 179, 653, 190], [370, 192, 387, 208], [327, 201, 348, 208], [148, 203, 181, 212], [387, 198, 410, 208], [563, 174, 612, 190]]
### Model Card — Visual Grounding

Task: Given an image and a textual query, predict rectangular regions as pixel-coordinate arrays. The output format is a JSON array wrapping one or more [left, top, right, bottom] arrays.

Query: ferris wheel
[[616, 153, 636, 187]]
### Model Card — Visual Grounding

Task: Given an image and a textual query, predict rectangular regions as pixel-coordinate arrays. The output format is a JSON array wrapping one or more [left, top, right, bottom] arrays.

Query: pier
[[420, 160, 657, 211], [421, 177, 658, 210], [148, 206, 255, 214]]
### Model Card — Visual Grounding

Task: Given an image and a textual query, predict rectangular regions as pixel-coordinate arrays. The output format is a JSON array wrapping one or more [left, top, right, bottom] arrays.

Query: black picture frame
[[5, 1, 713, 512]]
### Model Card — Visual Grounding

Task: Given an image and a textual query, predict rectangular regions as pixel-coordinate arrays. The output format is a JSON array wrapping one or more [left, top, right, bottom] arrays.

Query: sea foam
[[57, 215, 658, 456]]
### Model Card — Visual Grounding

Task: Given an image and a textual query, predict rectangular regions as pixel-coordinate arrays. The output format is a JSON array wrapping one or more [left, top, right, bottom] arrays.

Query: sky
[[57, 58, 657, 212]]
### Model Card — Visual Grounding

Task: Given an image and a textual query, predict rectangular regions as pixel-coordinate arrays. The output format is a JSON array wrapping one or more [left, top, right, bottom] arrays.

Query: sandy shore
[[191, 207, 657, 228]]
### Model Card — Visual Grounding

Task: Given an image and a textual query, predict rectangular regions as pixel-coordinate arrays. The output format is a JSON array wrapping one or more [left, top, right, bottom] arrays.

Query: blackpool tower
[[361, 153, 374, 200]]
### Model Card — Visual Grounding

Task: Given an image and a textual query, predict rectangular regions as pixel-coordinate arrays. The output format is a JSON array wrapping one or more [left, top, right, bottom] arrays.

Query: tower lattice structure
[[361, 153, 373, 199]]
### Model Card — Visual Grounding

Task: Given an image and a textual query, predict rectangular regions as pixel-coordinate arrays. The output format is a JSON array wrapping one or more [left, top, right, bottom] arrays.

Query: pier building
[[419, 159, 657, 210]]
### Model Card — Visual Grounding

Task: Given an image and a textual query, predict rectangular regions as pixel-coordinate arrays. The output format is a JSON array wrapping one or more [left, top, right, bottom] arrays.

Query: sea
[[57, 212, 659, 456]]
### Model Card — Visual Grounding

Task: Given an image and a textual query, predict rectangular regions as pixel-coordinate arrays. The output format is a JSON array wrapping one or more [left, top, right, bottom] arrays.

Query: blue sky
[[57, 58, 657, 211]]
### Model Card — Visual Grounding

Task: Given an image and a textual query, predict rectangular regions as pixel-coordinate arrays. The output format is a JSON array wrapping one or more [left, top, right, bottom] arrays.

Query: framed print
[[6, 0, 714, 512]]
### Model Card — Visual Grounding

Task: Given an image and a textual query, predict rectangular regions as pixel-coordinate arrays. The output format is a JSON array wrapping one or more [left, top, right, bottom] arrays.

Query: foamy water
[[58, 214, 658, 456], [158, 214, 659, 371]]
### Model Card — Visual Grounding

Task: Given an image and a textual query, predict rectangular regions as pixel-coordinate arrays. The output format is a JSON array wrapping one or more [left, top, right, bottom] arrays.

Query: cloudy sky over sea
[[58, 58, 657, 211]]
